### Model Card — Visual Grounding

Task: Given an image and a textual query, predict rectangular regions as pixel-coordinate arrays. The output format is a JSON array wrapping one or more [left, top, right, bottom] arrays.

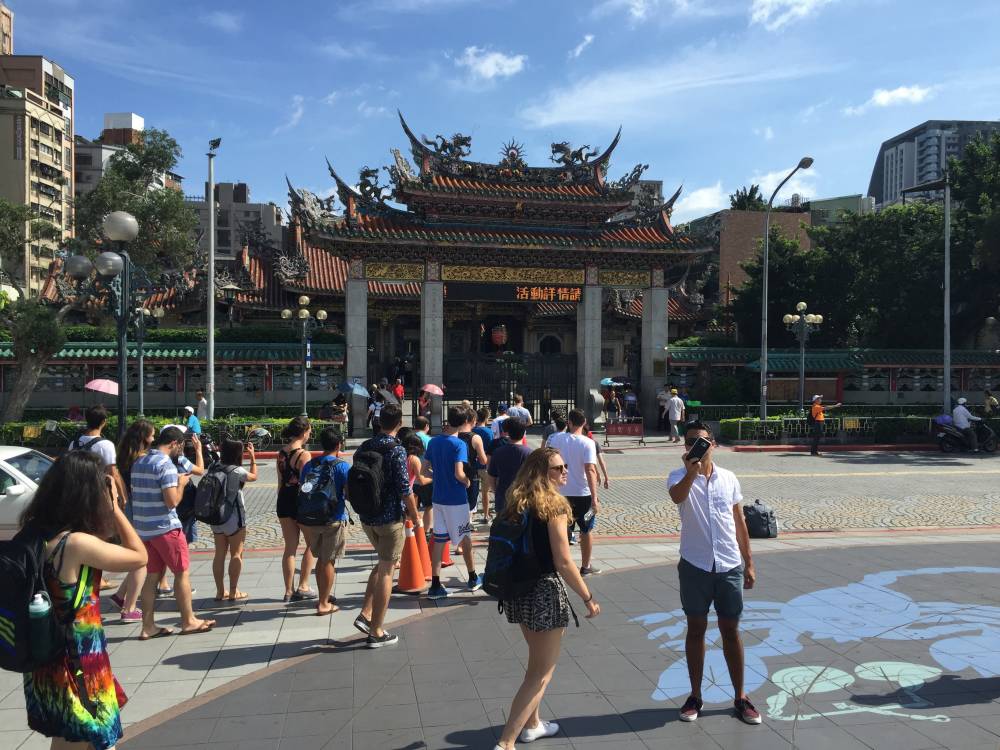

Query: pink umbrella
[[420, 384, 445, 396], [85, 378, 119, 396]]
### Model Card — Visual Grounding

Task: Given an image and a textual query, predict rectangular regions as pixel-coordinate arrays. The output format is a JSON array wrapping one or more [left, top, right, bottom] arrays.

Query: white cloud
[[357, 101, 388, 118], [520, 40, 835, 128], [672, 182, 728, 223], [273, 95, 305, 135], [592, 0, 732, 21], [569, 34, 595, 60], [754, 125, 775, 141], [323, 91, 338, 106], [843, 84, 935, 116], [751, 164, 818, 201], [321, 41, 389, 62], [200, 11, 243, 34], [750, 0, 836, 31], [455, 46, 527, 81]]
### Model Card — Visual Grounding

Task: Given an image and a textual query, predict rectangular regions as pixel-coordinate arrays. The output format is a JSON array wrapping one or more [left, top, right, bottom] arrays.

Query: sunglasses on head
[[548, 463, 569, 473]]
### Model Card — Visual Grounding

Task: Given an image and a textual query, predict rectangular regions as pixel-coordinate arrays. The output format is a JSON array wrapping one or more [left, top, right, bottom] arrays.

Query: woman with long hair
[[211, 439, 257, 602], [276, 416, 316, 602], [21, 451, 148, 750], [110, 419, 156, 622], [494, 447, 601, 750]]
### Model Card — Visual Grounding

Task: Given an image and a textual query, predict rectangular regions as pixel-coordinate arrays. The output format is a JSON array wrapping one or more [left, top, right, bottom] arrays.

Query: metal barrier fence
[[732, 416, 934, 442]]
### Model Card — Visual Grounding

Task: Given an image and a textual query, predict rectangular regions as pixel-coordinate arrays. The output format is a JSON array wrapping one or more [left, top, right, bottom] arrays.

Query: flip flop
[[138, 627, 175, 641], [180, 621, 216, 636], [316, 605, 340, 617]]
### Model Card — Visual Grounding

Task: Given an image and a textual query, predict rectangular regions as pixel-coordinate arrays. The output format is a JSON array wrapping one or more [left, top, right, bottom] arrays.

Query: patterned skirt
[[503, 575, 571, 632]]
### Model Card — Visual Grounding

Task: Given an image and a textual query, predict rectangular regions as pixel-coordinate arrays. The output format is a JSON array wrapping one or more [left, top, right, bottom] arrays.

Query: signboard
[[305, 339, 312, 369], [605, 418, 646, 446], [445, 281, 581, 303], [13, 115, 24, 161]]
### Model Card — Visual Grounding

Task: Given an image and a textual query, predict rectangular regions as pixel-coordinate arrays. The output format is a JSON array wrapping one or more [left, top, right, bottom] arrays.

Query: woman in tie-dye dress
[[20, 451, 148, 750]]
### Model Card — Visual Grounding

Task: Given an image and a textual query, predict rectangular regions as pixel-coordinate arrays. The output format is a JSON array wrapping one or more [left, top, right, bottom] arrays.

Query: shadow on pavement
[[852, 674, 1000, 709]]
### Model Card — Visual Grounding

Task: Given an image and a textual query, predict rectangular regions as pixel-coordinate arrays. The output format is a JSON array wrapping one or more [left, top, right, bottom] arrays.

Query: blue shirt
[[425, 434, 469, 506], [186, 415, 202, 435], [418, 431, 431, 450], [356, 433, 410, 526], [472, 425, 493, 462], [130, 449, 181, 539], [487, 441, 532, 514], [300, 454, 350, 523]]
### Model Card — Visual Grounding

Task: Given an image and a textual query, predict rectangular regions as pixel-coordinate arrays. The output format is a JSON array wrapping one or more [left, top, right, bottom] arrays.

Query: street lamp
[[135, 305, 165, 415], [783, 301, 824, 416], [759, 156, 813, 420], [282, 295, 327, 416], [206, 138, 222, 421], [220, 282, 241, 328]]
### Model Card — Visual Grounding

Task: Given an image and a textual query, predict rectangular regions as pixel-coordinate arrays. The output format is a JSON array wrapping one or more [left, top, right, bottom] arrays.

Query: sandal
[[138, 627, 175, 641], [316, 605, 340, 617], [179, 620, 216, 636], [229, 591, 250, 602]]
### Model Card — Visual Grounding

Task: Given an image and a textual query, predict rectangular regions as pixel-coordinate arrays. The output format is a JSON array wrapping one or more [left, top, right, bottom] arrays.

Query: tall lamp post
[[206, 137, 222, 420], [282, 295, 327, 417], [783, 301, 823, 416], [135, 305, 165, 416], [759, 156, 814, 421], [101, 212, 140, 439]]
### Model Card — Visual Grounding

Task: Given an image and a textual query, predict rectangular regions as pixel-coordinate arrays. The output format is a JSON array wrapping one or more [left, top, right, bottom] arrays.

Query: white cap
[[161, 424, 187, 434], [957, 397, 968, 405], [183, 405, 194, 413], [812, 394, 823, 402]]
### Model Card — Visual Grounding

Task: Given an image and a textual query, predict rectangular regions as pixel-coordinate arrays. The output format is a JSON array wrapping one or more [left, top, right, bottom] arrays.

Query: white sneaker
[[520, 720, 560, 743], [493, 745, 515, 750]]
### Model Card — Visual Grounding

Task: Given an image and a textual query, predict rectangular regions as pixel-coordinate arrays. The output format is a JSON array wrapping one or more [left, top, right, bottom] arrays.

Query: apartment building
[[188, 182, 283, 260], [0, 2, 12, 56]]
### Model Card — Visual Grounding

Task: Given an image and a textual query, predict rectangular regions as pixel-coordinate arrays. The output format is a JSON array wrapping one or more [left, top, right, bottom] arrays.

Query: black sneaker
[[290, 589, 318, 602], [679, 695, 703, 722], [353, 614, 371, 635], [580, 566, 602, 577], [366, 631, 398, 649]]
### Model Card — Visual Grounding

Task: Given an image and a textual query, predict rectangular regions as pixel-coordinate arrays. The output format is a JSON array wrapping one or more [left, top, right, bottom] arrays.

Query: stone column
[[641, 268, 668, 428], [576, 265, 602, 423], [345, 258, 368, 432], [421, 262, 444, 429]]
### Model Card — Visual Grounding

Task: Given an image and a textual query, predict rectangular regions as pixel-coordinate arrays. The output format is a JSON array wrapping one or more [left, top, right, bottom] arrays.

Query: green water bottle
[[28, 592, 55, 663]]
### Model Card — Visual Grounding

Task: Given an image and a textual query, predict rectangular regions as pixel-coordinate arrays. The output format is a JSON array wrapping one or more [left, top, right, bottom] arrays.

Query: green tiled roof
[[746, 352, 863, 372], [854, 349, 1000, 366], [0, 342, 345, 362], [667, 348, 759, 363]]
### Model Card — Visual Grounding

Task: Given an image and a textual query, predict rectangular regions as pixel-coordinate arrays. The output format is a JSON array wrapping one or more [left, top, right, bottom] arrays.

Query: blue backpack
[[297, 457, 345, 526], [483, 510, 541, 603]]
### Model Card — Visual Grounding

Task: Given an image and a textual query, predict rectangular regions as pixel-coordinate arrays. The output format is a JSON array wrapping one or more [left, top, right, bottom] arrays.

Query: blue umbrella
[[337, 381, 369, 397], [600, 377, 623, 387]]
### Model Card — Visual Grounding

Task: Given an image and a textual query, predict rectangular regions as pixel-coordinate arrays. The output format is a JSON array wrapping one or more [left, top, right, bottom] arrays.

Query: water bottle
[[28, 592, 54, 663], [583, 508, 596, 529]]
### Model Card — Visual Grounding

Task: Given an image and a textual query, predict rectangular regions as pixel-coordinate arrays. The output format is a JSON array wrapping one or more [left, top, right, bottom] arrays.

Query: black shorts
[[276, 485, 299, 519], [677, 557, 744, 620], [467, 478, 480, 511], [415, 482, 433, 511], [566, 495, 596, 535]]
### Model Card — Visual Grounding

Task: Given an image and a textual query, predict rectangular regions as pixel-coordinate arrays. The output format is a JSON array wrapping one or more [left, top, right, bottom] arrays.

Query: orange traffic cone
[[394, 521, 427, 595], [414, 522, 432, 581], [439, 535, 454, 568]]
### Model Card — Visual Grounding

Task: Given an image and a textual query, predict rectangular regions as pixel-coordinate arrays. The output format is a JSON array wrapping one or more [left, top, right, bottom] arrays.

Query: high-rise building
[[75, 113, 183, 199], [187, 182, 283, 260], [0, 3, 13, 56], [868, 120, 1000, 207]]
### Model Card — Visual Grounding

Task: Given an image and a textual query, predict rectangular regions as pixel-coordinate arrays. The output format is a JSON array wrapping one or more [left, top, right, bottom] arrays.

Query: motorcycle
[[934, 415, 997, 453]]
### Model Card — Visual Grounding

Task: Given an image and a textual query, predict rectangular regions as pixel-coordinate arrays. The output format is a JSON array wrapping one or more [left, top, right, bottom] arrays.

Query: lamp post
[[282, 295, 327, 417], [783, 301, 823, 416], [101, 211, 140, 439], [759, 156, 814, 421], [206, 138, 222, 420], [220, 282, 241, 328], [135, 305, 165, 416]]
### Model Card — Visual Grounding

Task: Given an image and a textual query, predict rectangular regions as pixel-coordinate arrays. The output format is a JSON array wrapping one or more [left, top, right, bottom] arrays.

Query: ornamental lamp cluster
[[281, 295, 328, 323]]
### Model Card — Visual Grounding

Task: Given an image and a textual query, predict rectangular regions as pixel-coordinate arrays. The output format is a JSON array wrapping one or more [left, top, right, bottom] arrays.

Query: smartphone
[[685, 437, 712, 463]]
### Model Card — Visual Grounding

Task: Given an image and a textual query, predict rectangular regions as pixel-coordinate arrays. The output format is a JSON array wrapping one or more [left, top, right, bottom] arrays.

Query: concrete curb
[[733, 443, 938, 453]]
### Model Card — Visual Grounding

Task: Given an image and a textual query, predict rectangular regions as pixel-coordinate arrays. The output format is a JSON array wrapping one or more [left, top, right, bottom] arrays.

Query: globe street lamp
[[282, 295, 327, 417], [759, 157, 813, 421], [783, 301, 824, 416]]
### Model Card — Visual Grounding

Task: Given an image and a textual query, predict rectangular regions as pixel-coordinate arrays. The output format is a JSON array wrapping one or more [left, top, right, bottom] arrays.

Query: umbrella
[[599, 377, 623, 388], [336, 381, 369, 397], [420, 384, 445, 396], [85, 378, 119, 396], [378, 388, 399, 406]]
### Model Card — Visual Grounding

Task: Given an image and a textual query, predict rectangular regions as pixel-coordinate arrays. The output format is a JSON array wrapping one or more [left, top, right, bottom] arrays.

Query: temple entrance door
[[443, 352, 576, 421]]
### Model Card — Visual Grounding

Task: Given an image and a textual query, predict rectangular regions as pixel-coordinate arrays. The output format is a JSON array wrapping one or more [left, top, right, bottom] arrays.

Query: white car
[[0, 446, 54, 535]]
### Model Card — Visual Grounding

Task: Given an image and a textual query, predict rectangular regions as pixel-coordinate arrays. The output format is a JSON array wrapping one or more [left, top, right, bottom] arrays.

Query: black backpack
[[0, 527, 69, 673], [743, 499, 778, 539], [456, 432, 476, 482], [347, 448, 385, 518], [193, 463, 239, 526], [297, 457, 346, 526], [483, 510, 542, 603]]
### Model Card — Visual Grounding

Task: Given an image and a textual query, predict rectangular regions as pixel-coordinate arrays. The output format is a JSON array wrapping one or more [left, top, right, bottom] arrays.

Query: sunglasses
[[548, 463, 569, 473]]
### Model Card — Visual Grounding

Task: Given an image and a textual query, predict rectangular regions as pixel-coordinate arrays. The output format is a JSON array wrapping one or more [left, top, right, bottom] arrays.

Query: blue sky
[[10, 0, 1000, 222]]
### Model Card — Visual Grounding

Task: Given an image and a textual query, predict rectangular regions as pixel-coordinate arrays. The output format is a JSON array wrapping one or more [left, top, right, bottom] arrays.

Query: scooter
[[934, 416, 997, 453]]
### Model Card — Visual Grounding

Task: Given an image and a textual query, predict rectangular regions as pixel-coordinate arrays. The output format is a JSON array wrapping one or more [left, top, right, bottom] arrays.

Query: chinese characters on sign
[[514, 286, 582, 302]]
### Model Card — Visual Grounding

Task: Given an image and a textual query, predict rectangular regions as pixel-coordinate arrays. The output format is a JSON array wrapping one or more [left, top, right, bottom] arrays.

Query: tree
[[1, 128, 199, 422], [730, 184, 767, 211]]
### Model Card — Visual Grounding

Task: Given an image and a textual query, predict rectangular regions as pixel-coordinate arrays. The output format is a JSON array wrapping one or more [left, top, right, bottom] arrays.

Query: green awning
[[667, 347, 759, 364], [746, 352, 863, 372], [855, 349, 1000, 367], [0, 342, 345, 363]]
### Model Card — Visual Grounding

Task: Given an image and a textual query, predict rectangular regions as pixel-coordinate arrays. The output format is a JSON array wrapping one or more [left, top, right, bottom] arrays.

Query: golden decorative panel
[[441, 265, 585, 284], [599, 270, 650, 287], [365, 262, 425, 281]]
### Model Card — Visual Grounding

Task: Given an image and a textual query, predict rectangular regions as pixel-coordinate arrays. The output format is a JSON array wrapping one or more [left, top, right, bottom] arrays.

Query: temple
[[277, 113, 712, 425]]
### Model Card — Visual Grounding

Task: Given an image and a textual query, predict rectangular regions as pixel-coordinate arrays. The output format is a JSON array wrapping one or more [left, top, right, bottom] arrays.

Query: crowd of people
[[14, 396, 768, 750]]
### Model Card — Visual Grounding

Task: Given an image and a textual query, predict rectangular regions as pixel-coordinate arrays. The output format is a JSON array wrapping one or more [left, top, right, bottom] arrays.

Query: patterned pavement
[[192, 445, 1000, 551]]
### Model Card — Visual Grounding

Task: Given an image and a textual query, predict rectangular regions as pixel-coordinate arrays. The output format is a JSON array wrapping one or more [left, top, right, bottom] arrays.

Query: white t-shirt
[[491, 414, 509, 440], [546, 431, 597, 497], [656, 390, 670, 408], [197, 398, 209, 421], [667, 464, 743, 573], [71, 434, 116, 468], [507, 405, 531, 423], [668, 395, 686, 421]]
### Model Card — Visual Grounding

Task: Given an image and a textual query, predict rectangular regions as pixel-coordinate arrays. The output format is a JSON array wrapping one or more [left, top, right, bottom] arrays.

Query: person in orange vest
[[809, 395, 841, 456]]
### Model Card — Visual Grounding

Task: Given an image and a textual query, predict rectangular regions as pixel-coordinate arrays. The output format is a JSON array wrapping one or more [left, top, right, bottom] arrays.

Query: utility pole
[[206, 139, 221, 419]]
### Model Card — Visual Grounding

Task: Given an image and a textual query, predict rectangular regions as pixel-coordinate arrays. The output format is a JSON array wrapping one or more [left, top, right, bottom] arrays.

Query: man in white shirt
[[667, 389, 687, 443], [491, 402, 510, 441], [952, 397, 981, 452], [196, 390, 209, 421], [506, 394, 533, 428], [667, 421, 760, 726], [546, 408, 601, 576]]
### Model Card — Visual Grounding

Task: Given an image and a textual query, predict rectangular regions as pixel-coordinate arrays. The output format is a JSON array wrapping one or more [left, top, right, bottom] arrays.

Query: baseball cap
[[670, 388, 678, 394], [812, 394, 823, 401], [957, 397, 968, 405], [498, 402, 509, 413], [161, 423, 187, 435], [183, 405, 194, 413]]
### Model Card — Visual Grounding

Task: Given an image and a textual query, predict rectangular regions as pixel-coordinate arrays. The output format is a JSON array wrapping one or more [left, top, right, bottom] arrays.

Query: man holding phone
[[667, 421, 760, 726]]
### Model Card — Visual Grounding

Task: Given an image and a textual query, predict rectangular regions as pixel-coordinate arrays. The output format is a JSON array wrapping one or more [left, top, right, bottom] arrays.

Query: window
[[601, 347, 616, 368], [216, 230, 230, 247], [6, 451, 54, 485], [0, 468, 16, 495], [38, 122, 51, 136]]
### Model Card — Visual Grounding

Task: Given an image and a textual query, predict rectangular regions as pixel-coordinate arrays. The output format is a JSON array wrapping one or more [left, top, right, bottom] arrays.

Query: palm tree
[[730, 184, 767, 211]]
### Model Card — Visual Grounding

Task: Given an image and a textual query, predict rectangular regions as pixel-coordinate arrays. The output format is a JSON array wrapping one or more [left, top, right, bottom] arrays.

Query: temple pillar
[[641, 269, 668, 427], [345, 258, 368, 431], [576, 265, 602, 423], [421, 262, 444, 429]]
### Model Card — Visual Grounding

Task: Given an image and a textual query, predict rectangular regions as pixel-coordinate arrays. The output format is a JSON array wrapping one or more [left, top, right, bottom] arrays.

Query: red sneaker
[[735, 697, 762, 725], [679, 695, 703, 722]]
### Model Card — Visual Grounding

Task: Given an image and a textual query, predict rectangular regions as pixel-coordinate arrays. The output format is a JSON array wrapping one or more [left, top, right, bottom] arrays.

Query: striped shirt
[[130, 449, 181, 539]]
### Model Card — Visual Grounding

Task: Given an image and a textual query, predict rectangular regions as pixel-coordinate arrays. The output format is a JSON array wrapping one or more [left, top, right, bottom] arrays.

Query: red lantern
[[491, 324, 508, 349]]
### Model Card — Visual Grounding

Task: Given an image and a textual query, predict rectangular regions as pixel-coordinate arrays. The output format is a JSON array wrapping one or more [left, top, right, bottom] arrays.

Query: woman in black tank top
[[494, 447, 602, 750], [276, 417, 317, 603]]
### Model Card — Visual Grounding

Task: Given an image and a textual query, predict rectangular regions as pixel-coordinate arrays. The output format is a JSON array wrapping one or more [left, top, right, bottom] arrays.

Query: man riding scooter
[[952, 397, 982, 453]]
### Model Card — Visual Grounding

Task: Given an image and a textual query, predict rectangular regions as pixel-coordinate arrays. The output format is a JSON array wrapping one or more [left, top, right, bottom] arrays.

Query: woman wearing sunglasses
[[494, 447, 600, 750]]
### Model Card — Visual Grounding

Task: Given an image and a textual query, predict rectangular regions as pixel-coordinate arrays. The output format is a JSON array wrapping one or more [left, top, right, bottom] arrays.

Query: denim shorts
[[677, 557, 744, 620]]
